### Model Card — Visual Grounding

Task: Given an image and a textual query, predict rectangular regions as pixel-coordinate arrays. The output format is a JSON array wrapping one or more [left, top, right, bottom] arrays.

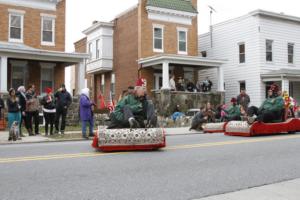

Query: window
[[153, 25, 163, 52], [41, 67, 54, 94], [9, 13, 24, 42], [96, 39, 100, 59], [288, 43, 294, 64], [177, 28, 187, 54], [110, 73, 115, 99], [239, 81, 246, 92], [101, 74, 105, 94], [201, 51, 207, 57], [41, 16, 55, 45], [11, 66, 25, 90], [239, 43, 245, 63], [266, 40, 273, 62]]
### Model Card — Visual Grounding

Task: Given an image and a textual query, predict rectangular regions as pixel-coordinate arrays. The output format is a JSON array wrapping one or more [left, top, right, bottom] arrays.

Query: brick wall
[[138, 0, 198, 59], [0, 0, 65, 51], [113, 7, 139, 100]]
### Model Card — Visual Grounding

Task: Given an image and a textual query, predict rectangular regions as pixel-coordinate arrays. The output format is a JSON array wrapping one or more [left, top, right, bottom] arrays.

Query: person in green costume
[[247, 83, 284, 124], [224, 98, 241, 121], [107, 79, 157, 129]]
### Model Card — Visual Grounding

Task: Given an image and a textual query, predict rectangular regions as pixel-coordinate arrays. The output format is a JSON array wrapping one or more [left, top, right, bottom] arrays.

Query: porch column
[[161, 61, 170, 90], [281, 79, 289, 93], [77, 61, 86, 94], [0, 56, 8, 93], [217, 66, 225, 91]]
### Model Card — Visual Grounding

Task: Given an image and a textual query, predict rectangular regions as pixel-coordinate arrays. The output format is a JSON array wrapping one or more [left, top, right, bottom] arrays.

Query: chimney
[[92, 20, 98, 25]]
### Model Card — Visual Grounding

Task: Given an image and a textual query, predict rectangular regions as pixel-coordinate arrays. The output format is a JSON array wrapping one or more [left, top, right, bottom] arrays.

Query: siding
[[199, 15, 263, 106], [258, 16, 300, 73]]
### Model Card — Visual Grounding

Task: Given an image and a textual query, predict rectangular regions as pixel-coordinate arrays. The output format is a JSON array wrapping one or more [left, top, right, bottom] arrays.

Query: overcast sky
[[65, 0, 300, 52]]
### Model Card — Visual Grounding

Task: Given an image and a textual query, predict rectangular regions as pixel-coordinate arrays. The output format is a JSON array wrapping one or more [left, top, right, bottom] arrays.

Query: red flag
[[98, 92, 106, 110]]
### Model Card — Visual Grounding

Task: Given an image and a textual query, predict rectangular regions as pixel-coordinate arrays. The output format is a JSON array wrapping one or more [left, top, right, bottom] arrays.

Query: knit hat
[[45, 87, 52, 94], [231, 97, 237, 103], [135, 78, 147, 90]]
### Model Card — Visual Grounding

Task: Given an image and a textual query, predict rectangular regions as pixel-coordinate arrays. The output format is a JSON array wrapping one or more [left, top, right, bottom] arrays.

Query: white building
[[199, 9, 300, 106]]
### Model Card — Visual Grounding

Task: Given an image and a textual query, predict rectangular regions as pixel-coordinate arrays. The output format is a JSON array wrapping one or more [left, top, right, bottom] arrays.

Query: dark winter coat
[[41, 95, 56, 110], [54, 90, 72, 109]]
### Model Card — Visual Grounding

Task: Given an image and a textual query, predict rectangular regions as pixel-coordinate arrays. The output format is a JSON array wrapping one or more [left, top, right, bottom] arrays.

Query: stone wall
[[153, 90, 225, 116]]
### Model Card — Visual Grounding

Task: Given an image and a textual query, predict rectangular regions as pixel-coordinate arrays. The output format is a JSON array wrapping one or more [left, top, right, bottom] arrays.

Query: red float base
[[225, 118, 300, 137], [91, 130, 166, 152]]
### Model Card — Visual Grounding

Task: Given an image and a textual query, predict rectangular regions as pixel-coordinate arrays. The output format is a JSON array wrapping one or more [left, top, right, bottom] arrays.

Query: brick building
[[0, 0, 88, 95], [74, 0, 225, 106]]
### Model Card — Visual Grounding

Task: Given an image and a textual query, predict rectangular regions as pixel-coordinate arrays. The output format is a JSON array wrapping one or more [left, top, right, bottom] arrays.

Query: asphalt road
[[0, 133, 300, 200]]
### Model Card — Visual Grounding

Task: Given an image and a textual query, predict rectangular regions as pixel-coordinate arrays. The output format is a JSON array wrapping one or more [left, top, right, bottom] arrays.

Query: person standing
[[54, 84, 72, 134], [7, 88, 21, 141], [25, 84, 40, 136], [16, 86, 27, 137], [237, 89, 251, 109], [169, 75, 176, 91], [42, 88, 56, 136], [79, 88, 95, 139]]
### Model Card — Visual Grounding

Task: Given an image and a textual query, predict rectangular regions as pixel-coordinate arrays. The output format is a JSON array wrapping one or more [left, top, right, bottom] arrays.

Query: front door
[[11, 66, 25, 90]]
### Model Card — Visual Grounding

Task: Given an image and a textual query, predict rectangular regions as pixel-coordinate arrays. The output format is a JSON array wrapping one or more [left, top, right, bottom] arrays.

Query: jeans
[[8, 112, 21, 129], [26, 111, 39, 135], [44, 112, 55, 135], [82, 119, 94, 137], [55, 107, 68, 132]]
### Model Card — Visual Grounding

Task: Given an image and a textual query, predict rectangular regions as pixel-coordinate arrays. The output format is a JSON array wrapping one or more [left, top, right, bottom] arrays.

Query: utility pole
[[208, 5, 216, 48]]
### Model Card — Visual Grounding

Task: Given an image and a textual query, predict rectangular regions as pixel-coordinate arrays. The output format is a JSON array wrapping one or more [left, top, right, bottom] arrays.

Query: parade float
[[92, 127, 166, 152]]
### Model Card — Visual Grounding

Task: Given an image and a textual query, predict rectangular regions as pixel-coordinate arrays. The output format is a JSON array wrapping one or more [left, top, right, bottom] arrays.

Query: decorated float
[[92, 127, 166, 152]]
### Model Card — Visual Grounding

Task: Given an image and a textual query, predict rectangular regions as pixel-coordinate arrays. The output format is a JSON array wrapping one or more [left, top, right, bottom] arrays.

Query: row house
[[199, 9, 300, 106], [74, 0, 225, 106], [0, 0, 88, 95]]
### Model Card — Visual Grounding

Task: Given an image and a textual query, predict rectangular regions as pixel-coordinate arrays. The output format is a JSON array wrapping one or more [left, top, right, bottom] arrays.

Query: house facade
[[74, 0, 225, 106], [0, 0, 88, 95], [199, 9, 300, 106]]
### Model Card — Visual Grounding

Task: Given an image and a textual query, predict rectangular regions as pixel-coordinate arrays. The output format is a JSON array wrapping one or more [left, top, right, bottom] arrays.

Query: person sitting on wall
[[202, 77, 213, 92], [107, 79, 157, 129], [190, 102, 216, 131], [186, 80, 196, 92], [169, 75, 177, 91], [176, 77, 185, 91], [247, 83, 284, 124], [224, 98, 241, 121]]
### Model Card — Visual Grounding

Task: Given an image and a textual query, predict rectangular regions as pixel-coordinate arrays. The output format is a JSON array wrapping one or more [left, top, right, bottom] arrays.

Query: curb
[[0, 130, 202, 145]]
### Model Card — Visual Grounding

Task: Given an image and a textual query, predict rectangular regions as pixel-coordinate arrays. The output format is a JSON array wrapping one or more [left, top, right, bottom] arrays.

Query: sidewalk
[[196, 178, 300, 200], [0, 127, 201, 144]]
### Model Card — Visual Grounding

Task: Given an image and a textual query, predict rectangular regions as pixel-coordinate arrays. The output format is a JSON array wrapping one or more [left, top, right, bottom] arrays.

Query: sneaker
[[247, 116, 256, 125], [82, 135, 89, 140], [129, 118, 139, 128]]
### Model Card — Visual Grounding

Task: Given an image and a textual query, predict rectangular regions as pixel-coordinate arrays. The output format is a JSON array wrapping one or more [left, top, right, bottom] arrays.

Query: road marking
[[1, 134, 300, 164]]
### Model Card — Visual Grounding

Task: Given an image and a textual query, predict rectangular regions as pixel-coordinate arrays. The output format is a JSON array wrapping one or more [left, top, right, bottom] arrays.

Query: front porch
[[0, 42, 88, 95], [138, 54, 226, 115], [261, 69, 300, 103]]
